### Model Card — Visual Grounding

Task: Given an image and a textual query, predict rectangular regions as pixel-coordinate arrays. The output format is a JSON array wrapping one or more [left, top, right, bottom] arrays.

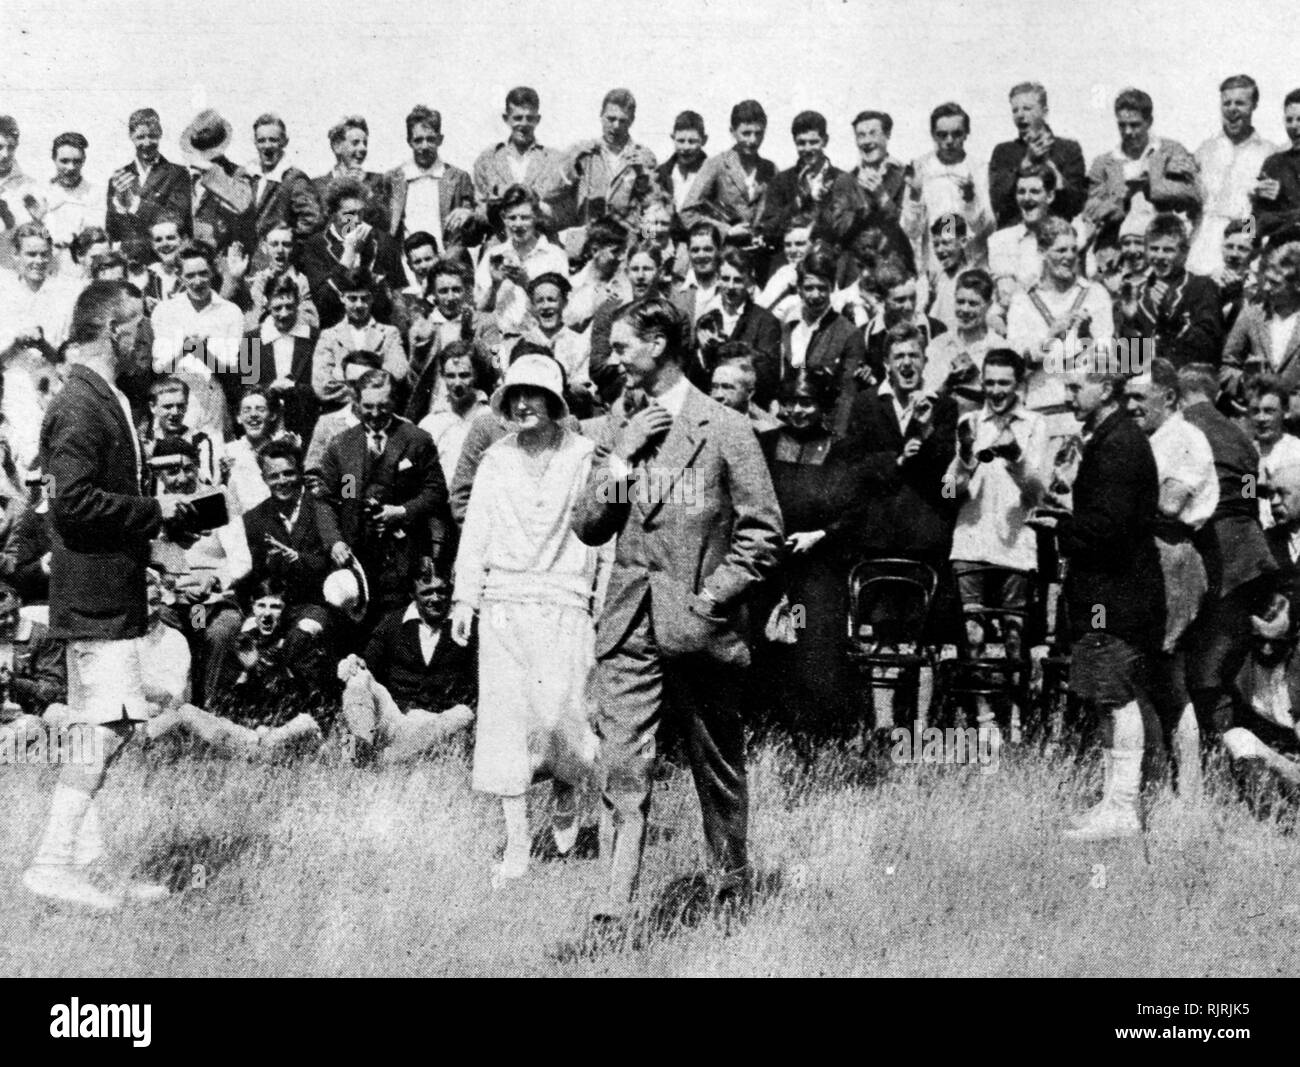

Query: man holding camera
[[316, 369, 450, 624]]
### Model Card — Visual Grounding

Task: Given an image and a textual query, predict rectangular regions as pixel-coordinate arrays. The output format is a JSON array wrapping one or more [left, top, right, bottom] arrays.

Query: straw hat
[[322, 557, 370, 623], [180, 109, 234, 166]]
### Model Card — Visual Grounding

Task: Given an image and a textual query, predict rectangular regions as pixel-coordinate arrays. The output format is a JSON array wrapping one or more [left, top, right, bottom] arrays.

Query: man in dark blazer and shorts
[[26, 280, 195, 910]]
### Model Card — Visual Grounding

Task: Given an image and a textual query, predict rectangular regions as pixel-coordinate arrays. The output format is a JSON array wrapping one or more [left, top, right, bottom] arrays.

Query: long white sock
[[502, 794, 529, 869], [73, 799, 106, 867], [33, 782, 94, 869], [1110, 701, 1144, 809], [1172, 703, 1202, 797]]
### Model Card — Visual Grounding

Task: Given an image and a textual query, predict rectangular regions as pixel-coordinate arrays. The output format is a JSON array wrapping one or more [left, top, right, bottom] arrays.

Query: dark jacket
[[1057, 406, 1163, 650], [988, 134, 1087, 227], [1181, 399, 1277, 599], [242, 331, 319, 440], [1265, 523, 1300, 641], [316, 417, 450, 584], [252, 164, 324, 252], [0, 501, 51, 603], [6, 619, 67, 714], [41, 363, 163, 640], [1255, 147, 1300, 241], [191, 157, 258, 254], [297, 227, 404, 330], [105, 157, 193, 247], [823, 162, 909, 248], [244, 489, 334, 608], [844, 387, 958, 560], [311, 169, 392, 232], [363, 611, 476, 713], [758, 162, 844, 254], [781, 309, 870, 436], [1117, 269, 1224, 368]]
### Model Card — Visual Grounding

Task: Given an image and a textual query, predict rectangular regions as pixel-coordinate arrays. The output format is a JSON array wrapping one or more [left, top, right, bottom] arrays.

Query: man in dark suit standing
[[573, 296, 783, 924], [105, 108, 192, 248], [987, 83, 1087, 227], [27, 280, 195, 910], [757, 111, 843, 273], [248, 114, 323, 261], [316, 369, 450, 622]]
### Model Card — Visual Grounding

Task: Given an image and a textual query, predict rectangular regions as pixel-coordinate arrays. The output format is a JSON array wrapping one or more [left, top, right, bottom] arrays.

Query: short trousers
[[66, 638, 149, 725], [952, 561, 1031, 615], [1070, 631, 1148, 710]]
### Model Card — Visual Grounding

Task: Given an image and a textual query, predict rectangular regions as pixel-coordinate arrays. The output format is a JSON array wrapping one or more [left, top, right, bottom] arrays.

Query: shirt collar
[[1112, 134, 1161, 162], [403, 602, 427, 625], [652, 375, 692, 418], [260, 317, 311, 343], [403, 158, 447, 180], [249, 155, 294, 183], [798, 305, 834, 331]]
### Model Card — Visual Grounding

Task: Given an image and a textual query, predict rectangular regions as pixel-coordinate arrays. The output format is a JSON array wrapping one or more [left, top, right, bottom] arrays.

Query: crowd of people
[[5, 73, 1300, 928]]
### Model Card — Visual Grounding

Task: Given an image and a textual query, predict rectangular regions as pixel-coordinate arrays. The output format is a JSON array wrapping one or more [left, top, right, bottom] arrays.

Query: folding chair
[[845, 558, 939, 732], [932, 564, 1035, 737]]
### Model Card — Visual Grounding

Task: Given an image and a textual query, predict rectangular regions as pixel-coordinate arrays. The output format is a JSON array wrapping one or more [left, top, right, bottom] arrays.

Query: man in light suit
[[27, 280, 195, 910], [573, 296, 783, 923]]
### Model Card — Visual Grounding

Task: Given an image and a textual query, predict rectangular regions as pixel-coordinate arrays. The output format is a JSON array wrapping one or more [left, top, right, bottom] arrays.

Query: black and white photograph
[[0, 0, 1294, 1025]]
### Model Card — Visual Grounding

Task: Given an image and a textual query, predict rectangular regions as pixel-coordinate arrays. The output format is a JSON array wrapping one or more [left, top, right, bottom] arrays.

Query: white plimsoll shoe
[[552, 818, 580, 856], [120, 878, 170, 903], [1069, 751, 1114, 828], [1062, 800, 1141, 841], [490, 852, 529, 891], [23, 865, 123, 911]]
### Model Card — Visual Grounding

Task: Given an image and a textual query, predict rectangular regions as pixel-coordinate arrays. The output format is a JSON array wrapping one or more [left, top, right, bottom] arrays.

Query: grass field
[[2, 736, 1299, 977]]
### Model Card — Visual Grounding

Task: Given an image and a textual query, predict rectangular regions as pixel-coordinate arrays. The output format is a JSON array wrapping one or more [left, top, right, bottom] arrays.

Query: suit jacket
[[105, 156, 193, 247], [1257, 147, 1300, 240], [251, 164, 323, 252], [244, 489, 333, 607], [191, 157, 258, 253], [1057, 406, 1164, 650], [1082, 138, 1201, 231], [824, 162, 909, 248], [844, 387, 958, 559], [1117, 269, 1223, 368], [364, 611, 476, 713], [1224, 302, 1300, 389], [386, 161, 477, 242], [680, 149, 777, 235], [316, 416, 449, 568], [297, 227, 404, 330], [245, 331, 319, 440], [730, 302, 783, 407], [312, 320, 407, 409], [780, 310, 870, 436], [572, 382, 783, 666], [1266, 523, 1300, 641], [757, 163, 844, 252], [41, 363, 163, 640], [0, 502, 51, 603], [989, 133, 1087, 226]]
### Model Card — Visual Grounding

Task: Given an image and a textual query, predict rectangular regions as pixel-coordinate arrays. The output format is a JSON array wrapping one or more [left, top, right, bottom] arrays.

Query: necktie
[[369, 431, 385, 458]]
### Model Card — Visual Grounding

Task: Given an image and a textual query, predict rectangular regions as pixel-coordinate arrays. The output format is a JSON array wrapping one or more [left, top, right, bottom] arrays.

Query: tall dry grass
[[1, 735, 1298, 977]]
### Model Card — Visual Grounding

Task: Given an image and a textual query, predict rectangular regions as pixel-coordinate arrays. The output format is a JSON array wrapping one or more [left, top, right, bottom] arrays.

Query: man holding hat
[[181, 109, 256, 256]]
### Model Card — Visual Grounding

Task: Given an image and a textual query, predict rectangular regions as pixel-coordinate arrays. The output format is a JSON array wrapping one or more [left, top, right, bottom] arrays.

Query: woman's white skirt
[[471, 600, 598, 796]]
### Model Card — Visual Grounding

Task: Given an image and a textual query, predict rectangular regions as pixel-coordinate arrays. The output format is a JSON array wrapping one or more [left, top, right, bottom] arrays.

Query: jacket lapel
[[641, 387, 709, 524]]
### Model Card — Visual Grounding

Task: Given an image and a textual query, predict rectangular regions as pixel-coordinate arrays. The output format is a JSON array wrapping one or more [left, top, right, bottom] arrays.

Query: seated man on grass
[[336, 562, 475, 765], [147, 576, 327, 757]]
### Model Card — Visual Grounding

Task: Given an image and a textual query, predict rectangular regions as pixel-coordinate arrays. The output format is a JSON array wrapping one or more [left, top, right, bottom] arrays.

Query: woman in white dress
[[451, 354, 602, 888]]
